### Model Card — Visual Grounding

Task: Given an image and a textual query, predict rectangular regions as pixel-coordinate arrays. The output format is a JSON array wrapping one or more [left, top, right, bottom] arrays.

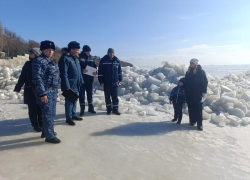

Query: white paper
[[84, 65, 97, 76]]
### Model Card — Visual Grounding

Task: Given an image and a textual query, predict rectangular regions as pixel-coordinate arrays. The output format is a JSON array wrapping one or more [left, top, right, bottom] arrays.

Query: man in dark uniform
[[14, 48, 43, 132], [79, 45, 97, 116], [59, 41, 84, 126], [98, 48, 123, 115], [32, 40, 61, 144]]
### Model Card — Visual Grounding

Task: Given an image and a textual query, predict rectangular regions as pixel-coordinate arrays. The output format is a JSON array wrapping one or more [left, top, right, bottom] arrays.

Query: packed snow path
[[0, 102, 249, 180]]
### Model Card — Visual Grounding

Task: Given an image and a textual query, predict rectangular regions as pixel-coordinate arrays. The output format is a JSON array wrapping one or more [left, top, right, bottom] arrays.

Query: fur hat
[[40, 40, 55, 51], [190, 58, 199, 65], [82, 45, 91, 52], [29, 48, 42, 57], [68, 41, 80, 51], [107, 48, 114, 54]]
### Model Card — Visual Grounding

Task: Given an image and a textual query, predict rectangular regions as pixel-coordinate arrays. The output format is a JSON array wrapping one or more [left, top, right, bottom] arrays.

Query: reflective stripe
[[106, 104, 112, 106], [113, 63, 119, 65], [112, 105, 118, 106]]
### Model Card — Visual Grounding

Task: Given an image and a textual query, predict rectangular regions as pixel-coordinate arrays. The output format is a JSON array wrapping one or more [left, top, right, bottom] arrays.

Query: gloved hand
[[201, 93, 207, 103]]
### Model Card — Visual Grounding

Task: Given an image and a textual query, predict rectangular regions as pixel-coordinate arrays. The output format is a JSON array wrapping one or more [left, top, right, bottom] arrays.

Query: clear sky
[[0, 0, 250, 66]]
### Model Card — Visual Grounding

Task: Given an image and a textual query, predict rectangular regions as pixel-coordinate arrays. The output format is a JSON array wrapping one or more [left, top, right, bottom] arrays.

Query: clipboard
[[62, 89, 79, 103], [84, 65, 97, 76]]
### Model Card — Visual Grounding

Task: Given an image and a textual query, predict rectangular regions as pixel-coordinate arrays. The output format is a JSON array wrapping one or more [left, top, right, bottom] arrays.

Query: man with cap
[[14, 48, 43, 132], [78, 45, 97, 116], [98, 48, 123, 115], [32, 40, 61, 143], [58, 41, 84, 125], [185, 58, 208, 131]]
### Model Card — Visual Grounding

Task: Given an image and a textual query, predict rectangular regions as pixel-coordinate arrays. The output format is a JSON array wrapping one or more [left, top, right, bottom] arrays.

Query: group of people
[[14, 40, 123, 144], [169, 58, 208, 131], [14, 40, 208, 144]]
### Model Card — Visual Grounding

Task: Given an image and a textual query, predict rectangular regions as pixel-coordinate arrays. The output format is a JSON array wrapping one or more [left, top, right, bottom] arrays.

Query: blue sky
[[0, 0, 250, 66]]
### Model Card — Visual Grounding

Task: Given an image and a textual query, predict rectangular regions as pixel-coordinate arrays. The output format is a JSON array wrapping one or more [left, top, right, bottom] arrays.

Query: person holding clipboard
[[78, 45, 97, 116]]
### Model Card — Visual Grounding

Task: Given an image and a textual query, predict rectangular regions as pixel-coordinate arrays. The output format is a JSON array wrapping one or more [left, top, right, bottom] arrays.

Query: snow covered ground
[[0, 101, 249, 180], [0, 62, 250, 179]]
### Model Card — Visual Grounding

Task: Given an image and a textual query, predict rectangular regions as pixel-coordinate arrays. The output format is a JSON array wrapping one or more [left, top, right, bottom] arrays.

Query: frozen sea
[[201, 65, 250, 77]]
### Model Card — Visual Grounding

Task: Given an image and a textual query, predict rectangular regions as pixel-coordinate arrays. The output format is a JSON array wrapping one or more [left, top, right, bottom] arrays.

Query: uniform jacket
[[14, 60, 36, 104], [98, 55, 122, 84], [79, 52, 97, 84], [58, 54, 84, 93], [185, 65, 208, 104], [32, 54, 61, 97], [169, 85, 186, 104]]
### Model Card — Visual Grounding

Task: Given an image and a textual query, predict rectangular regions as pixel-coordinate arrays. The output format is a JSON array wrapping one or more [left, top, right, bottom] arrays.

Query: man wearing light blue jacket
[[59, 41, 84, 126]]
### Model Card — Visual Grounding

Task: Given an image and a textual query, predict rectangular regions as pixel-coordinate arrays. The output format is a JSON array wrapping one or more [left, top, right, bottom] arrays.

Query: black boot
[[113, 111, 121, 115], [45, 137, 61, 144], [107, 111, 111, 115], [88, 109, 96, 113], [34, 126, 42, 132], [80, 105, 85, 117], [79, 111, 84, 117], [66, 119, 75, 126], [197, 126, 203, 131], [177, 121, 181, 124], [72, 116, 83, 121], [172, 119, 177, 122], [190, 122, 196, 126]]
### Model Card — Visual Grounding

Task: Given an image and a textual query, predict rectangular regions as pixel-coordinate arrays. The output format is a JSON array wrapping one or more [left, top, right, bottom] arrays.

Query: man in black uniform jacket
[[79, 45, 97, 116]]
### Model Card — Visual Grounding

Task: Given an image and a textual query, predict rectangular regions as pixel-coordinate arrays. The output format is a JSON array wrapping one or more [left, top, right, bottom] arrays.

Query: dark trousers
[[173, 103, 183, 122], [104, 83, 119, 112], [79, 84, 94, 112], [27, 102, 42, 128], [188, 103, 203, 126]]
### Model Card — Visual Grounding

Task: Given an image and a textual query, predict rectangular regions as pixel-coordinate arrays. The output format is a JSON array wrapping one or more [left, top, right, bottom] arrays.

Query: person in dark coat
[[169, 78, 186, 124], [58, 41, 84, 126], [78, 45, 97, 116], [32, 40, 61, 144], [98, 48, 123, 115], [14, 48, 43, 132], [185, 58, 208, 131]]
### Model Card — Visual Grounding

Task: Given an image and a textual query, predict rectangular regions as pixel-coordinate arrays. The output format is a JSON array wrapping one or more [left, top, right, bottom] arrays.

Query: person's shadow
[[0, 113, 66, 137], [91, 121, 196, 137], [0, 113, 67, 151]]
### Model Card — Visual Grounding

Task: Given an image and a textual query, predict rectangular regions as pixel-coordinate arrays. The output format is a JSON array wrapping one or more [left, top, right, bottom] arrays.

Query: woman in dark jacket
[[185, 58, 208, 131], [14, 48, 43, 132]]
